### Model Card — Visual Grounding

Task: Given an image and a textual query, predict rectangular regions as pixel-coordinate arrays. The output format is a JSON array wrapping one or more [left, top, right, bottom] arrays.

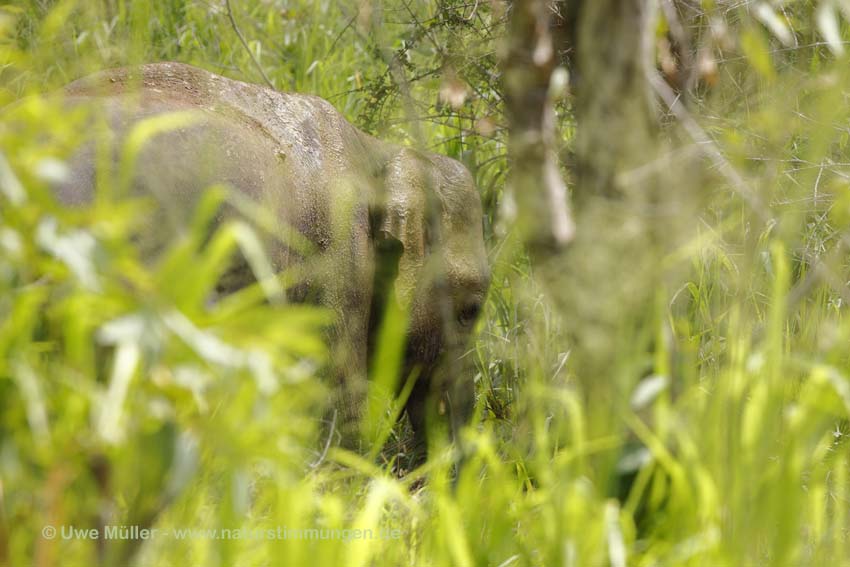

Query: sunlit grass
[[4, 1, 850, 566]]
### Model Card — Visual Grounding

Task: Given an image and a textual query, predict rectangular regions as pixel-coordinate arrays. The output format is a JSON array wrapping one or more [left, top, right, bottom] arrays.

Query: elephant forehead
[[442, 229, 488, 275], [438, 184, 483, 227], [429, 159, 480, 220]]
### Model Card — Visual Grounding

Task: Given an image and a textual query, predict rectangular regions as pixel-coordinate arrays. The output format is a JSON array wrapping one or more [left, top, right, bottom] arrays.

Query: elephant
[[46, 62, 490, 455]]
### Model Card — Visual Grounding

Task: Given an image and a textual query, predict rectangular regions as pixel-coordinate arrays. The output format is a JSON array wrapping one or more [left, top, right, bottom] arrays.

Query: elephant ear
[[377, 148, 437, 259], [372, 148, 438, 304]]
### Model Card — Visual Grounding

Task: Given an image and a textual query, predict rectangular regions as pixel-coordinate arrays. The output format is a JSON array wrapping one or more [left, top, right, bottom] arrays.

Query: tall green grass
[[4, 1, 850, 566]]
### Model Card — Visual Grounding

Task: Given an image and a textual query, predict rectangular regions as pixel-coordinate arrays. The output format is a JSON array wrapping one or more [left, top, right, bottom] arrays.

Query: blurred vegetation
[[5, 0, 850, 566]]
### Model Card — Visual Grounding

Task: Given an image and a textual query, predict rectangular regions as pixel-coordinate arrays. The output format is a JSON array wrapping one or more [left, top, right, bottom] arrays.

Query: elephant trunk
[[403, 317, 477, 457]]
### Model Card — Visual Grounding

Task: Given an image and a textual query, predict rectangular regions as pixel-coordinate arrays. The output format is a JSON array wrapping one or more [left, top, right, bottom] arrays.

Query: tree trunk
[[563, 0, 662, 364], [501, 0, 575, 255], [503, 0, 669, 489]]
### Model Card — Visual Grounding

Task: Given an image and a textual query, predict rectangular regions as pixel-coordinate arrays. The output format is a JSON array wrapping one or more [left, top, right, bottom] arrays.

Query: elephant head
[[372, 148, 490, 450]]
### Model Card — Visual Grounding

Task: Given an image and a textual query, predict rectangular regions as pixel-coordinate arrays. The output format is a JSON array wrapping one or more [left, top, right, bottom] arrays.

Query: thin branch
[[327, 11, 359, 57], [649, 70, 772, 223], [225, 0, 275, 90], [464, 0, 480, 21], [309, 409, 337, 470]]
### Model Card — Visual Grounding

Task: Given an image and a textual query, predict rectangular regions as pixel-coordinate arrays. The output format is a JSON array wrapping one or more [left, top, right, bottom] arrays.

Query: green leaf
[[741, 26, 776, 81]]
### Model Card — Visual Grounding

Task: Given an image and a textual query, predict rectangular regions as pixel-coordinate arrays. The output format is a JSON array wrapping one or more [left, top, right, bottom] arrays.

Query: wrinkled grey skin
[[53, 62, 489, 452]]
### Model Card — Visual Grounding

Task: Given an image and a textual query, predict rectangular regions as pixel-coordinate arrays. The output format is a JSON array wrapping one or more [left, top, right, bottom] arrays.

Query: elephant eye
[[456, 301, 482, 327]]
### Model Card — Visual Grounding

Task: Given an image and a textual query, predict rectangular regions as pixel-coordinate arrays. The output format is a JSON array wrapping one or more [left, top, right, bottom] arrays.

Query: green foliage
[[6, 1, 850, 567]]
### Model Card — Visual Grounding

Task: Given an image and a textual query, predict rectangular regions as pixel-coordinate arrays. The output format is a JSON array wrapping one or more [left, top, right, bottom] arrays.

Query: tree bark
[[572, 0, 658, 204], [555, 0, 667, 498], [501, 0, 575, 255], [502, 0, 665, 365], [558, 0, 662, 362]]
